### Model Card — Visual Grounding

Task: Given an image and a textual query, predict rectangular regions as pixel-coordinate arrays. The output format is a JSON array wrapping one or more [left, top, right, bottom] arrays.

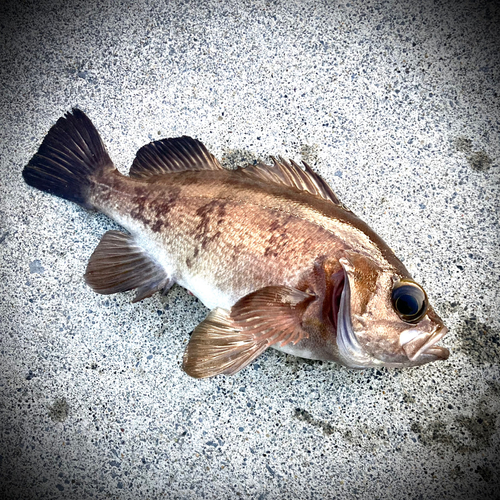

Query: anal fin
[[182, 286, 315, 378], [84, 230, 173, 302]]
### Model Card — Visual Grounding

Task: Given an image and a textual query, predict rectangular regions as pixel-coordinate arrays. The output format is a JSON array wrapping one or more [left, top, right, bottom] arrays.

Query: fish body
[[92, 168, 396, 310], [23, 109, 449, 378]]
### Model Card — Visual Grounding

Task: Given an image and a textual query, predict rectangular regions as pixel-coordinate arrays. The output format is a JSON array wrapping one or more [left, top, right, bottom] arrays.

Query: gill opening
[[336, 269, 374, 368], [330, 270, 345, 333]]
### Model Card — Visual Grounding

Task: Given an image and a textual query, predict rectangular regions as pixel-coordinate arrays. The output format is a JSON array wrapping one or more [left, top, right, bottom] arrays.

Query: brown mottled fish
[[23, 109, 449, 378]]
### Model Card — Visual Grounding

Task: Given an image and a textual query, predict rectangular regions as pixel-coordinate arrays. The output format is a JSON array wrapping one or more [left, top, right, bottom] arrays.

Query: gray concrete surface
[[1, 0, 499, 498]]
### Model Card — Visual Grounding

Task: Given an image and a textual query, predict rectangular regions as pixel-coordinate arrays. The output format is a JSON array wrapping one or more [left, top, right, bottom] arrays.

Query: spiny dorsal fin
[[182, 286, 315, 378], [84, 230, 173, 302], [237, 157, 342, 205], [129, 136, 223, 178]]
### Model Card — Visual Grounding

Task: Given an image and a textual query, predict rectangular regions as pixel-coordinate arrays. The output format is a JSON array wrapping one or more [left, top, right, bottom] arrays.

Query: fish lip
[[401, 325, 449, 362]]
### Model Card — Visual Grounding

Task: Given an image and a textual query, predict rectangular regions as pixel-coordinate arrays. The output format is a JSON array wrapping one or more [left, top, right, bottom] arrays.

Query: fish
[[22, 109, 449, 378]]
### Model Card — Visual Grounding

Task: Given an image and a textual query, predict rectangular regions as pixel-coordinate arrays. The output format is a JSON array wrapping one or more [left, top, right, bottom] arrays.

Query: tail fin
[[22, 108, 114, 208]]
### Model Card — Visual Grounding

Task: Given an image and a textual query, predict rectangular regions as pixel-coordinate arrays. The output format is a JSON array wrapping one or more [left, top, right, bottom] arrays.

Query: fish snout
[[400, 325, 449, 362]]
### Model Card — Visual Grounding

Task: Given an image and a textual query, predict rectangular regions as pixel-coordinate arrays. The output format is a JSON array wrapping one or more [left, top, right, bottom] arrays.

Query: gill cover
[[336, 255, 377, 368]]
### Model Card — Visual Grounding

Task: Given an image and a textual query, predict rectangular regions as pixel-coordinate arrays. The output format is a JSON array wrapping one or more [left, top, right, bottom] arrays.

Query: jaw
[[400, 326, 450, 363]]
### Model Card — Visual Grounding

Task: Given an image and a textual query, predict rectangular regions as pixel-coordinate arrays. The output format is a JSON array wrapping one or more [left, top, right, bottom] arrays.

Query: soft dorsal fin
[[237, 157, 342, 205], [129, 136, 223, 178]]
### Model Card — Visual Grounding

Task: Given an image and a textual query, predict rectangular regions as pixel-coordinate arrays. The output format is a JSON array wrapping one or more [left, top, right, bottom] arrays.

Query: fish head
[[334, 252, 449, 368]]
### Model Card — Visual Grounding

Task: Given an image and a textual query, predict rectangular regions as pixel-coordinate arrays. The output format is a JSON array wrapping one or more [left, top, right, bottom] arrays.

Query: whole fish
[[23, 109, 449, 378]]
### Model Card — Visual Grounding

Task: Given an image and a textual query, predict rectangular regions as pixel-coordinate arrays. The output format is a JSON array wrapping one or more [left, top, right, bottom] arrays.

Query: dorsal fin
[[129, 136, 223, 178], [237, 157, 342, 205], [129, 135, 343, 206]]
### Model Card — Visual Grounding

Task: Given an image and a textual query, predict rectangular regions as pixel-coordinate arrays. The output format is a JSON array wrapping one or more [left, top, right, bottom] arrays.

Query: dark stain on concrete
[[455, 406, 497, 454], [455, 317, 499, 365], [292, 407, 396, 449], [466, 150, 493, 172], [454, 137, 473, 153], [411, 420, 453, 446], [300, 143, 319, 166], [221, 148, 261, 170], [293, 408, 336, 436], [402, 392, 416, 404], [454, 136, 494, 172], [410, 381, 499, 454], [48, 398, 69, 422]]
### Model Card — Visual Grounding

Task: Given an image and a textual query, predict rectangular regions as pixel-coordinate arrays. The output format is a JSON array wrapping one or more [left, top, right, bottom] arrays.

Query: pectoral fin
[[84, 230, 173, 302], [182, 286, 315, 378]]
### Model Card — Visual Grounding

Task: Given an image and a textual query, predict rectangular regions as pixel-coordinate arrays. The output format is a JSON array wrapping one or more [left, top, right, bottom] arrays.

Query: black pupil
[[392, 284, 425, 320], [396, 294, 420, 316]]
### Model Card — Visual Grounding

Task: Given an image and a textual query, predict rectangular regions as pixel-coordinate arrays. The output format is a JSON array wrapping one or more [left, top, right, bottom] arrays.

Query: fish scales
[[91, 170, 366, 309], [23, 109, 449, 378]]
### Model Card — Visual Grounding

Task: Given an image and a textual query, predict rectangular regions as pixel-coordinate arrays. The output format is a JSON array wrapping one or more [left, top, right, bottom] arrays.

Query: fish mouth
[[400, 326, 450, 362]]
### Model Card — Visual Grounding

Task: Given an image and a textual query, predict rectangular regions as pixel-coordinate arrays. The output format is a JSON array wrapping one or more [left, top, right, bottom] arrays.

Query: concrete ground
[[1, 0, 499, 498]]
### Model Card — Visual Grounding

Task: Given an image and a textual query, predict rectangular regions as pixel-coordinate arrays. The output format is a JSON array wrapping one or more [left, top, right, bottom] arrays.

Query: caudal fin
[[22, 108, 114, 208]]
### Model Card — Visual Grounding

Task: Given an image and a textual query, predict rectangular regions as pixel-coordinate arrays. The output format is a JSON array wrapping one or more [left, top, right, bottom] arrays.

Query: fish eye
[[391, 280, 427, 323]]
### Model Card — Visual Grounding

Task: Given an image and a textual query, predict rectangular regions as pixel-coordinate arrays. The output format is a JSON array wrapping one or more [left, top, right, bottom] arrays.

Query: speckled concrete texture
[[1, 0, 499, 499]]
